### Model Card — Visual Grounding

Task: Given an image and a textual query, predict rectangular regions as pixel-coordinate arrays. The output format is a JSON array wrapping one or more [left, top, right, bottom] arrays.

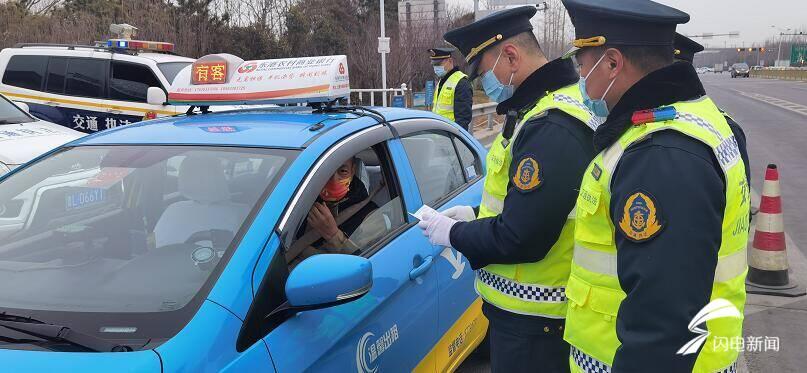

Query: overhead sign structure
[[792, 45, 807, 66], [168, 54, 350, 106]]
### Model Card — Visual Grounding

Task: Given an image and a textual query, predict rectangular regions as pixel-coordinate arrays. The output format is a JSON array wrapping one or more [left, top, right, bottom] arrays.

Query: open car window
[[286, 144, 406, 265]]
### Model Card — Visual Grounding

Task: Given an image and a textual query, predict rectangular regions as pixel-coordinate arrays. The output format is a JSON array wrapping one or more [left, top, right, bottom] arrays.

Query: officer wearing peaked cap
[[417, 6, 597, 372], [429, 47, 473, 130], [561, 1, 750, 372], [674, 33, 751, 189], [674, 33, 705, 64]]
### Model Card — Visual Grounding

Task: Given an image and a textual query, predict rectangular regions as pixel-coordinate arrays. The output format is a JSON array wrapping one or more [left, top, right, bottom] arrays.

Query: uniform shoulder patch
[[512, 155, 543, 192], [618, 190, 663, 242]]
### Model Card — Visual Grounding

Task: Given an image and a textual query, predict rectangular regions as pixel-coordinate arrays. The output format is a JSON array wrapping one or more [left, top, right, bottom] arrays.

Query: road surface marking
[[734, 90, 807, 117]]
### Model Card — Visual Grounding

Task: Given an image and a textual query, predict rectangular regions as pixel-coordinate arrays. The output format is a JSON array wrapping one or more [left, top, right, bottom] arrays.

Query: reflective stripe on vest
[[474, 83, 595, 318], [432, 71, 467, 121], [570, 347, 738, 373], [564, 96, 750, 373], [573, 244, 748, 282]]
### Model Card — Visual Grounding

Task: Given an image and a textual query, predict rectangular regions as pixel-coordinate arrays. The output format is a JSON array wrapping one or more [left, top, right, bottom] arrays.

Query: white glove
[[417, 209, 457, 247], [441, 205, 476, 222]]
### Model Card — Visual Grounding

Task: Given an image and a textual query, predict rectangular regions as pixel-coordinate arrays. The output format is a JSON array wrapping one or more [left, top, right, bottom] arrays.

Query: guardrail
[[348, 84, 409, 106], [346, 87, 500, 135], [751, 69, 807, 81], [469, 102, 499, 135]]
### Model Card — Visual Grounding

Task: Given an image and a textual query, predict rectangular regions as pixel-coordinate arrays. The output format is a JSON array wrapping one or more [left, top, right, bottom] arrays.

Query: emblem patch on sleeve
[[512, 155, 543, 192], [618, 191, 663, 242]]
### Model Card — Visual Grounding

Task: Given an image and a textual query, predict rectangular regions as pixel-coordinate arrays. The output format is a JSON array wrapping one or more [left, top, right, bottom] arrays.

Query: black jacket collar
[[437, 67, 462, 91], [496, 58, 579, 116], [593, 62, 706, 151]]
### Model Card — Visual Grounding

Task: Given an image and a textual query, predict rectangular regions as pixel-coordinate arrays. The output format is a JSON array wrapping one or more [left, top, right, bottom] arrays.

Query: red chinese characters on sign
[[192, 62, 227, 84]]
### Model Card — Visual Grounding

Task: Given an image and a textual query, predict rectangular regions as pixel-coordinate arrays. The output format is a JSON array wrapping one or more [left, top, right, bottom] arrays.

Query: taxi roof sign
[[168, 54, 350, 106]]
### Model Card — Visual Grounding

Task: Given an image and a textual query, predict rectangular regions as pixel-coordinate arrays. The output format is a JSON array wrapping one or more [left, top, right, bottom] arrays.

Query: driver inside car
[[296, 157, 378, 259]]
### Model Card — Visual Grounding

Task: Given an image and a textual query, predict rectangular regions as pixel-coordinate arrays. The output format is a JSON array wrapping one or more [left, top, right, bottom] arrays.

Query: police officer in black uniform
[[675, 33, 751, 187], [429, 47, 474, 130], [417, 6, 597, 372], [560, 0, 751, 371]]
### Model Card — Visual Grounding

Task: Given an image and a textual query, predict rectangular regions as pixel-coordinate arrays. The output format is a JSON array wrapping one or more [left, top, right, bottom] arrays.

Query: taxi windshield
[[0, 145, 290, 325]]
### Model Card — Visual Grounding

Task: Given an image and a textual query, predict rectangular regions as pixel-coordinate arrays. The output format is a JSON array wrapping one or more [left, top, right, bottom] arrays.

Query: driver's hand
[[307, 202, 340, 240]]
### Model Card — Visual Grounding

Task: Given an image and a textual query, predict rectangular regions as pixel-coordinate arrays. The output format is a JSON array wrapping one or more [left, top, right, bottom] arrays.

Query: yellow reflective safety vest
[[475, 83, 597, 318], [432, 70, 467, 122], [565, 97, 750, 373]]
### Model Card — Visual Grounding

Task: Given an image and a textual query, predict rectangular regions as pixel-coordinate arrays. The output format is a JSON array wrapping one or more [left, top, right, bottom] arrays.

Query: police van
[[0, 38, 193, 133]]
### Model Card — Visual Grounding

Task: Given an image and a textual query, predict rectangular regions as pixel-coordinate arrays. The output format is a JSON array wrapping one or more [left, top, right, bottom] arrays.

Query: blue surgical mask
[[579, 53, 616, 118], [433, 65, 446, 78], [481, 51, 515, 103]]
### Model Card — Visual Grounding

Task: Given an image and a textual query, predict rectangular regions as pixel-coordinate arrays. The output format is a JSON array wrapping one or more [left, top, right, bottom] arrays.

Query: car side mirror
[[14, 101, 30, 114], [265, 254, 372, 324], [146, 87, 167, 106]]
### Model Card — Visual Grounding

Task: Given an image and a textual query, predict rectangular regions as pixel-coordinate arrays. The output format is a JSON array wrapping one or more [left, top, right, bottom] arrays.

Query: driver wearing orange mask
[[300, 157, 378, 256]]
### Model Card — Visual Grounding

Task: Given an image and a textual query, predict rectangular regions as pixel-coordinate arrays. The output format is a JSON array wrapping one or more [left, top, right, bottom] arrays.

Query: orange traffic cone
[[746, 164, 806, 297]]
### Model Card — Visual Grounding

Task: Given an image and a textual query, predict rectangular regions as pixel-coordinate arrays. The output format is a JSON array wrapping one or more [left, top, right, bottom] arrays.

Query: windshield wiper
[[0, 313, 131, 352]]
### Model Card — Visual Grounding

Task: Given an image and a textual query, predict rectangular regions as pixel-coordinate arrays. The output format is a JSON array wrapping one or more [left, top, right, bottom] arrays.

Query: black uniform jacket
[[592, 62, 750, 372], [449, 58, 597, 271], [437, 67, 473, 130]]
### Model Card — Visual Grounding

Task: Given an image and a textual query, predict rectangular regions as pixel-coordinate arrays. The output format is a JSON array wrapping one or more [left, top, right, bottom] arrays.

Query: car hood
[[0, 119, 83, 165], [0, 348, 161, 372]]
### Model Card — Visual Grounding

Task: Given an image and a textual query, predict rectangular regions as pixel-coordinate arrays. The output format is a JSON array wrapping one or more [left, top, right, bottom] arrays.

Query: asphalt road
[[458, 73, 807, 372], [702, 73, 807, 255], [703, 73, 807, 373]]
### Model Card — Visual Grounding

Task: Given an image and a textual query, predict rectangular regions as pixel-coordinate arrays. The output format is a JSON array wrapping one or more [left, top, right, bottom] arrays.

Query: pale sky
[[446, 0, 807, 48]]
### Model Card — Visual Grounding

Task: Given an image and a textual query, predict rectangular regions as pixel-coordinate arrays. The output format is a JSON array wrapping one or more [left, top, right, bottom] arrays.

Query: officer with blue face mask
[[560, 1, 750, 372], [429, 47, 473, 130], [417, 6, 598, 372]]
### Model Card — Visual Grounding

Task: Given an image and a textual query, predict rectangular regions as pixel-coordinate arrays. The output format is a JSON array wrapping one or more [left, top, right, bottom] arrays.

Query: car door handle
[[107, 109, 123, 114], [45, 101, 59, 107], [409, 255, 433, 280]]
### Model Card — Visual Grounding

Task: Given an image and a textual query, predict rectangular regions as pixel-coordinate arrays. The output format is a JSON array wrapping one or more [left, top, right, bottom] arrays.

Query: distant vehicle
[[730, 63, 750, 78], [714, 63, 724, 74], [0, 92, 82, 177], [751, 65, 763, 71], [696, 67, 709, 74], [0, 39, 194, 134]]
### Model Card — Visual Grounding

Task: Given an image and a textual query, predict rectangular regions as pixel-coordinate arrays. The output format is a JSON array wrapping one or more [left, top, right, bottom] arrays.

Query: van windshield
[[158, 62, 192, 84]]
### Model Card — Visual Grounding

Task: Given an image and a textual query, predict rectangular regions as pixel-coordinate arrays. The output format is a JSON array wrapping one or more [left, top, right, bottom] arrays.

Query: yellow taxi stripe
[[1, 91, 175, 115], [413, 297, 489, 373]]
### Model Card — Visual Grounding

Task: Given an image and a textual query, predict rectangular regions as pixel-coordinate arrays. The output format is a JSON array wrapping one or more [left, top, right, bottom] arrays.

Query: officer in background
[[417, 6, 597, 372], [561, 1, 750, 372], [675, 33, 751, 188], [429, 47, 473, 131]]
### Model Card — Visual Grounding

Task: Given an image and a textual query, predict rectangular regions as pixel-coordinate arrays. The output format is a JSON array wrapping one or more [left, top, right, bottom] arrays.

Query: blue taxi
[[0, 54, 488, 372]]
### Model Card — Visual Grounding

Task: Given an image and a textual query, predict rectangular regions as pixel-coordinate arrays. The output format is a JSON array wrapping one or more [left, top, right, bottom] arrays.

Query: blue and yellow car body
[[0, 106, 488, 372]]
